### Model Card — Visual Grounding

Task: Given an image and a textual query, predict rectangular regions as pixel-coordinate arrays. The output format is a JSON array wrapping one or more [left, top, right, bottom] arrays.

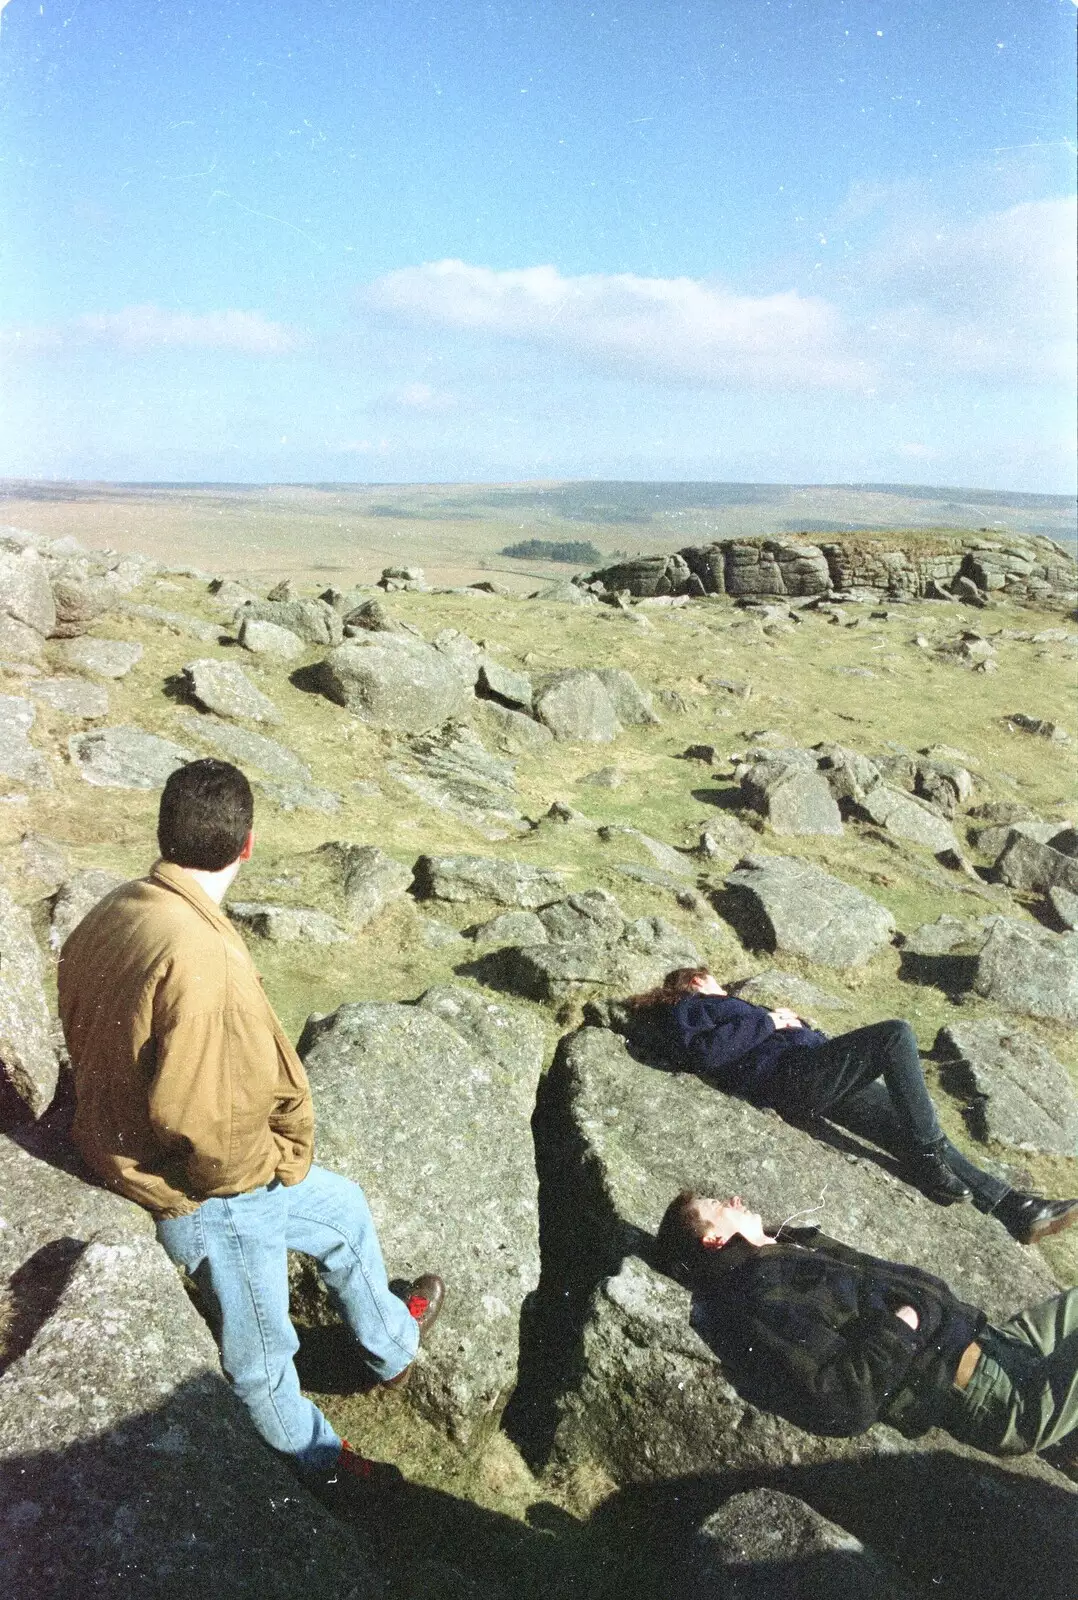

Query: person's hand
[[769, 1007, 803, 1030], [894, 1305, 919, 1330]]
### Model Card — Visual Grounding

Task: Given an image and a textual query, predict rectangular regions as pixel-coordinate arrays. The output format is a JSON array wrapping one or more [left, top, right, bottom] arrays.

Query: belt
[[954, 1339, 982, 1390]]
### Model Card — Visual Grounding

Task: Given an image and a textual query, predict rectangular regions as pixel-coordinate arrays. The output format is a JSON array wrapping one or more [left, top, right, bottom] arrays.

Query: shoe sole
[[1023, 1205, 1078, 1244]]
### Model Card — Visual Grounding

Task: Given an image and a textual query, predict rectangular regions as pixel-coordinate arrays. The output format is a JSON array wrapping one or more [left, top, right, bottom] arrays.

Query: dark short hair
[[157, 759, 253, 871], [654, 1190, 706, 1286]]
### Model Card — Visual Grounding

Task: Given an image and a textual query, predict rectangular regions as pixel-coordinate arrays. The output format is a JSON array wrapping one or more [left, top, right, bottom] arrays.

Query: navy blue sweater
[[667, 993, 828, 1098]]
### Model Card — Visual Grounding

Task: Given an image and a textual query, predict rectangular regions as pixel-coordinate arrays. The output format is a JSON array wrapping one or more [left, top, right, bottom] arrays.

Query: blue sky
[[1, 0, 1074, 490]]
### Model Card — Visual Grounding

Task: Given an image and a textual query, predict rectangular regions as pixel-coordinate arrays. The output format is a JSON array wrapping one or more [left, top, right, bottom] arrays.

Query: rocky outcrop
[[29, 677, 109, 720], [298, 988, 545, 1443], [227, 903, 350, 944], [49, 869, 127, 950], [582, 533, 1077, 604], [53, 637, 143, 679], [236, 597, 343, 646], [237, 617, 305, 660], [0, 547, 56, 662], [314, 841, 414, 930], [387, 726, 527, 838], [0, 695, 53, 789]]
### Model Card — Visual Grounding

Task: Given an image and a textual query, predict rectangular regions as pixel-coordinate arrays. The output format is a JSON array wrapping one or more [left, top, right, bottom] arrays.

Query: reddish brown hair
[[624, 966, 713, 1011]]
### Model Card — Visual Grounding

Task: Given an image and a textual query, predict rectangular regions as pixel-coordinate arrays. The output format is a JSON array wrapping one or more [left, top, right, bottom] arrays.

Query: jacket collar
[[148, 859, 238, 938]]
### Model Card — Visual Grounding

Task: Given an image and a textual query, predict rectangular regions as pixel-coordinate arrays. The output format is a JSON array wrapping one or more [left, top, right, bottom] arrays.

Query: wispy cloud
[[380, 381, 457, 412], [2, 305, 304, 356], [366, 261, 868, 390], [857, 197, 1075, 383]]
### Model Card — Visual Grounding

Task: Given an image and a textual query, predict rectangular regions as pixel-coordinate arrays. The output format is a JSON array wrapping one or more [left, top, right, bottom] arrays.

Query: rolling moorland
[[0, 481, 1076, 1600]]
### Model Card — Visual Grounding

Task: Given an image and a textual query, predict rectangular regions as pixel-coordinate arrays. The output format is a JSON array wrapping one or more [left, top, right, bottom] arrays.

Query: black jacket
[[688, 1227, 986, 1438], [666, 994, 828, 1097]]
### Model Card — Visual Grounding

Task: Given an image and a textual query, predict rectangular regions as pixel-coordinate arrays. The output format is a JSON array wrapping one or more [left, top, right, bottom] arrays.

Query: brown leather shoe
[[382, 1273, 446, 1389]]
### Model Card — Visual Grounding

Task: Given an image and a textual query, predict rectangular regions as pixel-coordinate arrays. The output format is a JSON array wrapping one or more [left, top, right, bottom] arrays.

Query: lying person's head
[[655, 1190, 772, 1285], [158, 758, 254, 871], [625, 967, 727, 1010]]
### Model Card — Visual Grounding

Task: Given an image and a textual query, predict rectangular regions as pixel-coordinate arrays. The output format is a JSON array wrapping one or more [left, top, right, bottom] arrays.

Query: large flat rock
[[68, 726, 192, 789], [0, 1231, 381, 1600], [316, 634, 469, 733], [298, 987, 546, 1443], [545, 1026, 1058, 1479], [935, 1019, 1078, 1156]]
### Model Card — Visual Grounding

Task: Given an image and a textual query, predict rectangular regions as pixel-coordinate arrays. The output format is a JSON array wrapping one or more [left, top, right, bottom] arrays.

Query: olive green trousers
[[942, 1287, 1078, 1456]]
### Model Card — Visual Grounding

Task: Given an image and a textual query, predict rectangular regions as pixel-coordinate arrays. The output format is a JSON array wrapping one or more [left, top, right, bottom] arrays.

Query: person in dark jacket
[[655, 1191, 1078, 1455], [626, 968, 1078, 1245]]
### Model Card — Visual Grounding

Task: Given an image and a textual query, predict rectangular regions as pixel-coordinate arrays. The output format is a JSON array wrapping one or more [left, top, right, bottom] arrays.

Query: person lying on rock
[[656, 1190, 1078, 1458], [625, 968, 1077, 1245], [57, 757, 443, 1494]]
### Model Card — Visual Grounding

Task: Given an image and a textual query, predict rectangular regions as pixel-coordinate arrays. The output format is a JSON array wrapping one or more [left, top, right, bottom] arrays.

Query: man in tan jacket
[[59, 757, 443, 1489]]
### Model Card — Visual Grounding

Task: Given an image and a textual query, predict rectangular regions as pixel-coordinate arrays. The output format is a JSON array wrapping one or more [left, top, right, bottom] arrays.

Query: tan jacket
[[58, 860, 314, 1219]]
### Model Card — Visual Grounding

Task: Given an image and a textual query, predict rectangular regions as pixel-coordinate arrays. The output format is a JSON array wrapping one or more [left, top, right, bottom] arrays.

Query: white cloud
[[382, 381, 456, 411], [861, 197, 1076, 383], [366, 261, 868, 390], [2, 305, 304, 356]]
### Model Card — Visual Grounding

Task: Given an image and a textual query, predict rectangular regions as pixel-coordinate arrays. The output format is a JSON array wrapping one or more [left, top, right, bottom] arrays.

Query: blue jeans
[[767, 1020, 1010, 1213], [156, 1164, 419, 1471]]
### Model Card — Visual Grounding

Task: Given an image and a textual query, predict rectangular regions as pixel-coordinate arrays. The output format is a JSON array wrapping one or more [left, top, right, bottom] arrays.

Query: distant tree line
[[499, 538, 603, 563]]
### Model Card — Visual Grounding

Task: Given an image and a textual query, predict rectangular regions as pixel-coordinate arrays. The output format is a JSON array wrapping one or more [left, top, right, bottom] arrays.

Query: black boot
[[906, 1141, 973, 1205], [992, 1191, 1078, 1245]]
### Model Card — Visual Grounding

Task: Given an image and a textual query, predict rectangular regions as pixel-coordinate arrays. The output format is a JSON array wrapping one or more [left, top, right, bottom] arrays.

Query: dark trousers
[[766, 1020, 1009, 1213]]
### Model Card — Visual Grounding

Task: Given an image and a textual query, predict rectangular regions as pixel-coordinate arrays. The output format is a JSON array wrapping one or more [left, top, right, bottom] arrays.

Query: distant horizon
[[2, 476, 1075, 506]]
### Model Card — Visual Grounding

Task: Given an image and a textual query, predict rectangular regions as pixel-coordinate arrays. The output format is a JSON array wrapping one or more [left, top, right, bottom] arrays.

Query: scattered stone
[[533, 670, 622, 743], [53, 637, 143, 679], [741, 763, 844, 837], [208, 577, 260, 610], [419, 917, 468, 950], [486, 897, 700, 1004], [815, 744, 883, 806], [237, 598, 343, 646], [471, 700, 554, 756], [237, 617, 306, 661], [995, 831, 1078, 897], [597, 825, 693, 878], [477, 658, 533, 710], [298, 988, 545, 1442], [0, 885, 61, 1118], [343, 597, 404, 636], [972, 818, 1065, 859], [856, 785, 958, 855], [379, 564, 426, 589], [67, 726, 192, 790], [387, 726, 525, 839], [580, 766, 624, 789], [431, 627, 483, 685], [266, 577, 295, 601], [28, 677, 109, 720], [1004, 713, 1071, 744], [50, 869, 127, 950], [0, 546, 56, 640], [173, 712, 311, 782], [0, 695, 53, 789], [655, 688, 690, 716], [317, 634, 469, 733], [709, 677, 753, 699], [227, 902, 350, 944], [692, 1489, 916, 1600], [935, 1019, 1078, 1157], [592, 667, 660, 725], [316, 842, 413, 930], [1048, 885, 1078, 930], [119, 603, 221, 643], [531, 579, 597, 605], [182, 659, 281, 724], [538, 888, 626, 945], [971, 918, 1078, 1023], [49, 574, 114, 637], [257, 780, 341, 814], [469, 909, 549, 947], [413, 854, 566, 908], [723, 856, 896, 968], [728, 970, 855, 1015], [0, 833, 68, 901]]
